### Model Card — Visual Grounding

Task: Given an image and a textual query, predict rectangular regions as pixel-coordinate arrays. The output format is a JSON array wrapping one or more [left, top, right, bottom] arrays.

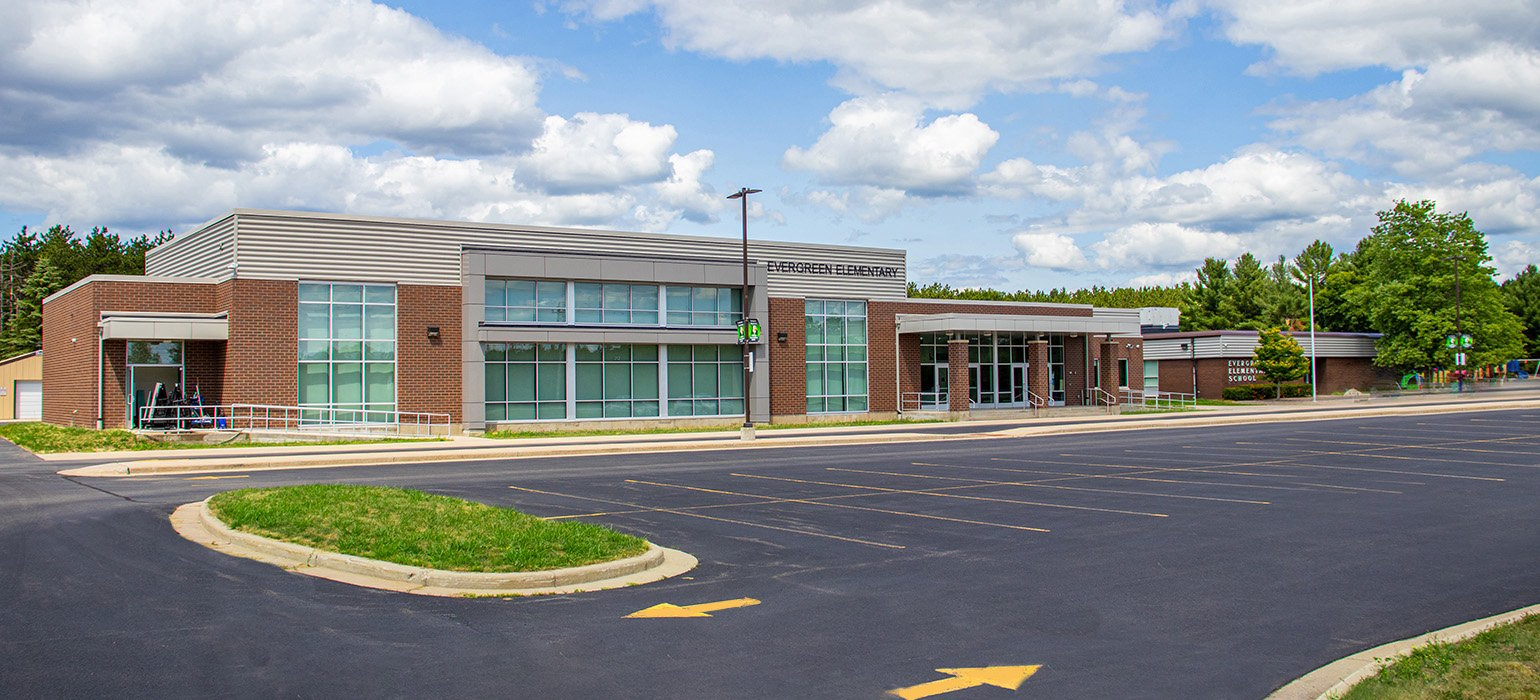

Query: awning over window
[[98, 312, 229, 341]]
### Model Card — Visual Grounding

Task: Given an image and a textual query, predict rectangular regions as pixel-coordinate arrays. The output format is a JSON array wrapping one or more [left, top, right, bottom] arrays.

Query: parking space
[[19, 408, 1540, 698]]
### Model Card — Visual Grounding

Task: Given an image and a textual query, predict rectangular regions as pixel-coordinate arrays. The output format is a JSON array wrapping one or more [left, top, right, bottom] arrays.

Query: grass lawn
[[1340, 614, 1540, 699], [484, 417, 943, 439], [0, 422, 439, 454], [208, 485, 648, 572]]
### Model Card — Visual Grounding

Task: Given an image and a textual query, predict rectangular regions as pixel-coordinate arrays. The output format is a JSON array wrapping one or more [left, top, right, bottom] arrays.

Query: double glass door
[[970, 362, 1028, 407]]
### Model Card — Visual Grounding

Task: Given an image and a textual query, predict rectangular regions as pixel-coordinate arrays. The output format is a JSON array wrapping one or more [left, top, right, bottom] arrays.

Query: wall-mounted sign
[[1226, 359, 1260, 384], [766, 260, 902, 279]]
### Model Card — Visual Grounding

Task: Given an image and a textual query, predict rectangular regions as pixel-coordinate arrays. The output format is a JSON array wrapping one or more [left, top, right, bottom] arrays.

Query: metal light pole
[[727, 187, 761, 439], [1450, 256, 1465, 392], [1308, 275, 1317, 402]]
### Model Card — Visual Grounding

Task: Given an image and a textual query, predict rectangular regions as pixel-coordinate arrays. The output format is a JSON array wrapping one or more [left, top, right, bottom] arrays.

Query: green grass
[[208, 485, 649, 573], [484, 417, 943, 439], [0, 422, 439, 454], [1339, 614, 1540, 699]]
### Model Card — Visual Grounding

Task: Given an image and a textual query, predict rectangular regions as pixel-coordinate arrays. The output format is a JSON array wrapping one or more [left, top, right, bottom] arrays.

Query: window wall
[[806, 299, 868, 413], [484, 343, 566, 421], [485, 279, 739, 328], [575, 344, 660, 418], [666, 345, 744, 417], [298, 282, 395, 421]]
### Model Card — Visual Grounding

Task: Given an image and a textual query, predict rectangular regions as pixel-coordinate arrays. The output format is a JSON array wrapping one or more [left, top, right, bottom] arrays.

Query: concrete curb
[[1266, 602, 1540, 699], [171, 499, 698, 597], [65, 397, 1540, 478]]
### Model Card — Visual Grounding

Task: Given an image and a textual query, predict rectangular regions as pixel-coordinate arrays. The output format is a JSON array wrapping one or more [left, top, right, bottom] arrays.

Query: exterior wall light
[[776, 331, 788, 343], [426, 326, 440, 338]]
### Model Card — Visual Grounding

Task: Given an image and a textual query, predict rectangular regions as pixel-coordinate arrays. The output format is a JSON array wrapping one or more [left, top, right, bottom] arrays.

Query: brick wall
[[1317, 357, 1398, 393], [217, 279, 297, 407], [947, 339, 970, 412], [768, 297, 806, 416], [897, 334, 921, 397], [40, 283, 100, 427], [398, 284, 462, 421], [1063, 335, 1088, 405]]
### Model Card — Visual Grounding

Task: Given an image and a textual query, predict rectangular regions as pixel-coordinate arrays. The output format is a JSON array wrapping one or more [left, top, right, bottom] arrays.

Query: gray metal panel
[[145, 213, 237, 278], [1143, 333, 1378, 360], [159, 210, 907, 298]]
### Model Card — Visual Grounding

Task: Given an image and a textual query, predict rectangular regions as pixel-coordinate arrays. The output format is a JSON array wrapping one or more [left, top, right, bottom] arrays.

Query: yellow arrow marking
[[625, 597, 760, 619], [889, 665, 1041, 699]]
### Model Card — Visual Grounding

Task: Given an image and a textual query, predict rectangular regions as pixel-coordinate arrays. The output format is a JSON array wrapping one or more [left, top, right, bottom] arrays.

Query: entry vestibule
[[125, 340, 184, 428], [917, 333, 1066, 408]]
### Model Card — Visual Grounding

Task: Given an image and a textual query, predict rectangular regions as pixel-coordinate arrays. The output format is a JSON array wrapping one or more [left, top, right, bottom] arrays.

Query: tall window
[[665, 287, 742, 327], [574, 283, 658, 325], [485, 343, 566, 421], [485, 279, 565, 323], [666, 345, 744, 416], [575, 344, 660, 418], [806, 299, 868, 413], [298, 282, 395, 421]]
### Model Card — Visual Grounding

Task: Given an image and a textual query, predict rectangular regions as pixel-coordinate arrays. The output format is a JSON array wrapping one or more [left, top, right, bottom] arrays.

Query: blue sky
[[2, 0, 1537, 290]]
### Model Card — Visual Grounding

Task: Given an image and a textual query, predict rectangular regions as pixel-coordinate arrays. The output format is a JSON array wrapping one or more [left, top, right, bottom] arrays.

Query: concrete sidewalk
[[54, 383, 1540, 477]]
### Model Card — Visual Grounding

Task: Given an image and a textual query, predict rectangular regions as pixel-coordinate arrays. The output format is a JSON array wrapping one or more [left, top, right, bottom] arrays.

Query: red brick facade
[[1156, 356, 1395, 399], [767, 297, 808, 416], [397, 284, 462, 423]]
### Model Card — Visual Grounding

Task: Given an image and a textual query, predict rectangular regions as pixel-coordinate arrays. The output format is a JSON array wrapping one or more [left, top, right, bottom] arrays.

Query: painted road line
[[1288, 433, 1540, 456], [626, 598, 760, 619], [1276, 438, 1538, 468], [1053, 452, 1342, 481], [1114, 451, 1504, 482], [507, 485, 905, 549], [798, 470, 1173, 517], [636, 478, 1053, 532], [730, 471, 1137, 524], [905, 463, 1272, 504], [184, 474, 250, 480], [889, 665, 1040, 700], [986, 457, 1321, 492]]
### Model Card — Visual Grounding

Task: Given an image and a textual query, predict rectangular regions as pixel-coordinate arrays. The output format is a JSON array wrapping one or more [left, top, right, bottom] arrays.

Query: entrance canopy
[[894, 309, 1141, 337], [98, 311, 229, 341]]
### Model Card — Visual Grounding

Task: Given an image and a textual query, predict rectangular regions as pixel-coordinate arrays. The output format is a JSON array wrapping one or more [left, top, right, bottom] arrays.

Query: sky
[[1, 0, 1537, 291]]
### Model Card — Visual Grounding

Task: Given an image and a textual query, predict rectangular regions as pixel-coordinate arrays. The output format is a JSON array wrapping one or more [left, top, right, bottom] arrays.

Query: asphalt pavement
[[4, 400, 1540, 698]]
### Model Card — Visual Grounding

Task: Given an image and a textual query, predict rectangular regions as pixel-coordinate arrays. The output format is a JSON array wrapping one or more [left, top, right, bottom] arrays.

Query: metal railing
[[900, 391, 950, 412], [136, 403, 452, 437], [1087, 387, 1121, 407], [1025, 390, 1047, 410], [1121, 389, 1197, 409]]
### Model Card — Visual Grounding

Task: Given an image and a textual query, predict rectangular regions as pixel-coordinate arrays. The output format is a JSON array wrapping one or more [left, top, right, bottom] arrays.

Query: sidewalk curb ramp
[[1267, 602, 1540, 699], [170, 499, 699, 597]]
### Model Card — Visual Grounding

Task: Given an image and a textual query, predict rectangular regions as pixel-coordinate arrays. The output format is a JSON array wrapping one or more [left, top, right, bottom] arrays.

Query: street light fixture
[[1446, 255, 1466, 392], [727, 187, 761, 439]]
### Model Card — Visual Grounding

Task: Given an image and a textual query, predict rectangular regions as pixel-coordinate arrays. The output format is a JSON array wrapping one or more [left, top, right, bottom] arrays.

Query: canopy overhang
[[894, 310, 1142, 337], [98, 311, 229, 341]]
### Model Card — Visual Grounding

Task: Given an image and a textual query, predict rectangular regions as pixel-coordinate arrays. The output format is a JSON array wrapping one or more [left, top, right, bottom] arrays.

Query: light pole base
[[740, 425, 756, 441]]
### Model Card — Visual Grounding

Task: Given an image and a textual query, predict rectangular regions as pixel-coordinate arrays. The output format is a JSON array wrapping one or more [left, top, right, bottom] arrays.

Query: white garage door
[[15, 380, 41, 421]]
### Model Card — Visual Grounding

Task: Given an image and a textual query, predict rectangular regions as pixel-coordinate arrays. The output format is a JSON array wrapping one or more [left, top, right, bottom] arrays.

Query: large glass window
[[574, 283, 659, 325], [298, 282, 395, 421], [806, 299, 868, 413], [484, 343, 567, 421], [665, 286, 742, 327], [575, 344, 660, 418], [127, 340, 182, 365], [666, 345, 744, 416], [485, 279, 566, 323]]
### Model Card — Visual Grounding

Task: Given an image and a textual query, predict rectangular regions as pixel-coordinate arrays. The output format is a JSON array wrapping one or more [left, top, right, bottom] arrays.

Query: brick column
[[1027, 340, 1050, 405], [947, 338, 970, 414], [1099, 339, 1121, 404]]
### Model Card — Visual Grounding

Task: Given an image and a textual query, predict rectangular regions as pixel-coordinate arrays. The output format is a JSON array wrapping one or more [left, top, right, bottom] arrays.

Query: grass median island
[[207, 485, 649, 573], [0, 422, 438, 454], [1340, 613, 1540, 699]]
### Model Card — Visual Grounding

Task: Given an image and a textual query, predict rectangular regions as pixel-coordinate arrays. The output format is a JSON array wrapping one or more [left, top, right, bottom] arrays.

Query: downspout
[[893, 322, 901, 415], [96, 326, 104, 429]]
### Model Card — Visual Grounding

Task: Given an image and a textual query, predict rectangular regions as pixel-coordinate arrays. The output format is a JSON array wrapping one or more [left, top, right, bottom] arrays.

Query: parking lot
[[6, 409, 1540, 698]]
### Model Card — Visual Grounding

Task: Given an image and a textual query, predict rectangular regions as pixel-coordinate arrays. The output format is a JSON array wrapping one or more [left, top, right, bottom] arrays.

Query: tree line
[[0, 225, 171, 357], [911, 200, 1538, 373]]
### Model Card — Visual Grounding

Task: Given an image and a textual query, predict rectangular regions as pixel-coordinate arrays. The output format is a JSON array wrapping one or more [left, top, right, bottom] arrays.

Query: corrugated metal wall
[[151, 210, 908, 300], [1144, 333, 1377, 360], [145, 213, 236, 279]]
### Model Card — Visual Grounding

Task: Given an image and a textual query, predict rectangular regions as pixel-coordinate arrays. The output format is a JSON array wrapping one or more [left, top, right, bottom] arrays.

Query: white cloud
[[1493, 240, 1538, 279], [517, 113, 677, 192], [1126, 270, 1196, 287], [1091, 222, 1245, 269], [1011, 231, 1089, 270], [1209, 0, 1540, 77], [559, 0, 1185, 106], [786, 186, 913, 224], [784, 96, 999, 195]]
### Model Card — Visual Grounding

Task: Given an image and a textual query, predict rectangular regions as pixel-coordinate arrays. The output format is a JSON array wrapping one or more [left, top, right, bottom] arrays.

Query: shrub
[[1221, 383, 1313, 400]]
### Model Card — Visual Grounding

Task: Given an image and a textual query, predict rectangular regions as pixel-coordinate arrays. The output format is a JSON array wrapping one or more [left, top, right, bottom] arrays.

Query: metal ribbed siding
[[1144, 333, 1377, 360], [145, 214, 236, 278], [148, 210, 907, 299]]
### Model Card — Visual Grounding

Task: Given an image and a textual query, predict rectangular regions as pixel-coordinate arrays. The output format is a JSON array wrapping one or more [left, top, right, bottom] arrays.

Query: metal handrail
[[136, 403, 452, 437], [1025, 390, 1047, 409], [1121, 389, 1196, 409], [1088, 387, 1120, 407]]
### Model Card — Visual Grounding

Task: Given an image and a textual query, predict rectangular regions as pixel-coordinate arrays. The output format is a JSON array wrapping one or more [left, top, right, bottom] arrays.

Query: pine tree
[[1, 256, 67, 356]]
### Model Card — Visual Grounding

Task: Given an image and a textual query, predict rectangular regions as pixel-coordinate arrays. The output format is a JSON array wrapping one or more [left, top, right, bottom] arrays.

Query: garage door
[[15, 380, 41, 421]]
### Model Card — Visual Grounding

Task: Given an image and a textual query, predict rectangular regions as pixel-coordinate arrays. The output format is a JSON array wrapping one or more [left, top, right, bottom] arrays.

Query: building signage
[[766, 260, 903, 279], [1226, 359, 1260, 384]]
